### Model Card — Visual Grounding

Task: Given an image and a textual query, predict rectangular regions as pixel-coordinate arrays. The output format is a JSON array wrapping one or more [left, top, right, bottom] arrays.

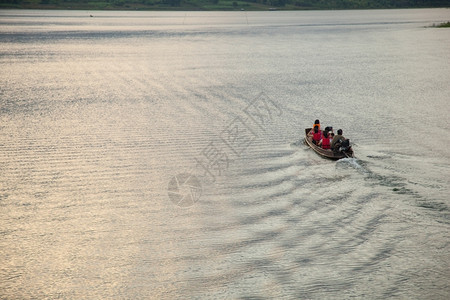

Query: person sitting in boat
[[331, 129, 345, 150], [319, 130, 331, 149], [309, 126, 322, 145], [310, 119, 320, 134]]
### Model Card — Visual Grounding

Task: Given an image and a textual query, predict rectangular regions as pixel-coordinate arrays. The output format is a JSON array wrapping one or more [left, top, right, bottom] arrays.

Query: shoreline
[[1, 3, 449, 12]]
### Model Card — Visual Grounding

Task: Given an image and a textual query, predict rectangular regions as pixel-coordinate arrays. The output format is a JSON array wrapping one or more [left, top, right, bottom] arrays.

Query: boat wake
[[290, 138, 306, 148], [336, 157, 369, 174]]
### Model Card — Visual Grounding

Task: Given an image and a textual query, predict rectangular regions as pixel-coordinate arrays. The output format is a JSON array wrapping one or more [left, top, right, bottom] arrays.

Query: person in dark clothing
[[331, 129, 344, 150]]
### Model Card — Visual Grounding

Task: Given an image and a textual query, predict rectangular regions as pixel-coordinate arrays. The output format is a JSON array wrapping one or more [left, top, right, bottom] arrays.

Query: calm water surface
[[1, 8, 450, 299]]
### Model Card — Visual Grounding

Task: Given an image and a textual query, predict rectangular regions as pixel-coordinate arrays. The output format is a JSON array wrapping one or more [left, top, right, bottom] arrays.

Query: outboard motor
[[339, 139, 351, 152]]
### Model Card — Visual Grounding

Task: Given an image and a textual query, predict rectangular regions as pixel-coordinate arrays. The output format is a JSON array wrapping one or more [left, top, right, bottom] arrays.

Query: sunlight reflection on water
[[1, 8, 449, 299]]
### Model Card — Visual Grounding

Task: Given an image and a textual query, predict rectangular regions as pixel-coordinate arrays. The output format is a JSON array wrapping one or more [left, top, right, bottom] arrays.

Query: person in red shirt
[[310, 126, 322, 145], [319, 130, 331, 149]]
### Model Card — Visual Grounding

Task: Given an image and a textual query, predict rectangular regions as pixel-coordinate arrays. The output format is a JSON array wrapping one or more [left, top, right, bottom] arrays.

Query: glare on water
[[1, 8, 450, 299]]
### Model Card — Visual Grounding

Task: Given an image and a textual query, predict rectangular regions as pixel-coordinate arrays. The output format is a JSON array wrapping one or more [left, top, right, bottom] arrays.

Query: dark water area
[[1, 9, 449, 299]]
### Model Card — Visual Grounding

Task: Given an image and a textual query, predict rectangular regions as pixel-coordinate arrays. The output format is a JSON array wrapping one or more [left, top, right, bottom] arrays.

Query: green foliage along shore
[[0, 0, 449, 10], [434, 21, 450, 27]]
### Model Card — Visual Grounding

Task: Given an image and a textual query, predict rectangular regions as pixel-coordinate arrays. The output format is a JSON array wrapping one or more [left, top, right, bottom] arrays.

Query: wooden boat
[[304, 128, 354, 160]]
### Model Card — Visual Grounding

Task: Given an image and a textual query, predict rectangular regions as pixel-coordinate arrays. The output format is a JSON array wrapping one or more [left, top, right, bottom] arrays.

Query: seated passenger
[[331, 129, 345, 150], [311, 126, 322, 145], [319, 130, 331, 149], [311, 119, 320, 134]]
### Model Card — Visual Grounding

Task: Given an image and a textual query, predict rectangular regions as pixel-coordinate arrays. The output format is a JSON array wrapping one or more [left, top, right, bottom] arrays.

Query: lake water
[[1, 8, 449, 299]]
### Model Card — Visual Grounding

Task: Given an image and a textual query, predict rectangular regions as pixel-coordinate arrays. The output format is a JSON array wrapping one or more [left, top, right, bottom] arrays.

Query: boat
[[304, 128, 354, 160]]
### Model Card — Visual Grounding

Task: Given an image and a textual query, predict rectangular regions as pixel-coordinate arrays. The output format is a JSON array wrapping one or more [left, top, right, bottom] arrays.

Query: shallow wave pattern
[[1, 9, 450, 299], [166, 143, 448, 299]]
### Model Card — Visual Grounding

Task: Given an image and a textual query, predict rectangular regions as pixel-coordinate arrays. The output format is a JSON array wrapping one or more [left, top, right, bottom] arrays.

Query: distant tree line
[[247, 0, 450, 8], [0, 0, 178, 7], [0, 0, 448, 8]]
